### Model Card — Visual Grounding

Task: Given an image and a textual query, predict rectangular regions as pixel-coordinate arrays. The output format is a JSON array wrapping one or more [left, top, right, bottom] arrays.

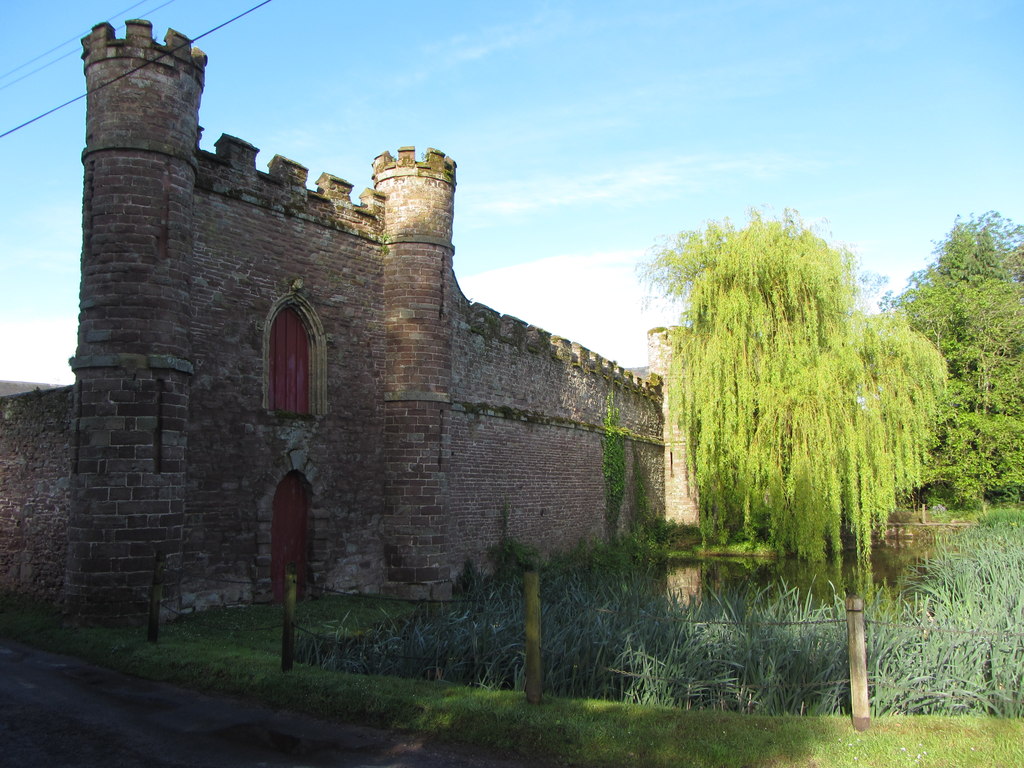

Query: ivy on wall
[[602, 395, 626, 538], [631, 443, 649, 523]]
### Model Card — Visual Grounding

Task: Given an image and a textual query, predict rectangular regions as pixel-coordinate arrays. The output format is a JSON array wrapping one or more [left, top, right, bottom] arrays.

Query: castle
[[0, 20, 696, 624]]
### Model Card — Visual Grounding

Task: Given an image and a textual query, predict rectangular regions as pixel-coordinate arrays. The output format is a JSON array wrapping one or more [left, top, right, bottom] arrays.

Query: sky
[[0, 0, 1021, 385]]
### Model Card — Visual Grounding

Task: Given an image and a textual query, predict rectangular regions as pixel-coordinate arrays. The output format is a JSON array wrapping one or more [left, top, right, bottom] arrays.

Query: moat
[[666, 534, 942, 604]]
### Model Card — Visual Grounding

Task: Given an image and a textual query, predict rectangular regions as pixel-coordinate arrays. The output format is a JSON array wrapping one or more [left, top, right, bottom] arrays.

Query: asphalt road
[[0, 641, 543, 768]]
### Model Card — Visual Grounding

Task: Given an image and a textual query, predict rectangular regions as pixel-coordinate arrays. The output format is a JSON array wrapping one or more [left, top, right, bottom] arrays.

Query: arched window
[[263, 293, 327, 414], [269, 307, 310, 412]]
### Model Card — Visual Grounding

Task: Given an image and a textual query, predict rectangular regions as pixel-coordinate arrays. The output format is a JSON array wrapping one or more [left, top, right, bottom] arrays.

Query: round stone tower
[[372, 147, 456, 600], [66, 21, 205, 623], [647, 328, 699, 526]]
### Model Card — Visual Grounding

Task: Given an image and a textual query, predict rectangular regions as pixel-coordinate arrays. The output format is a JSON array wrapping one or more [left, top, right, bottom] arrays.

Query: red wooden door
[[269, 307, 310, 413], [271, 471, 309, 601]]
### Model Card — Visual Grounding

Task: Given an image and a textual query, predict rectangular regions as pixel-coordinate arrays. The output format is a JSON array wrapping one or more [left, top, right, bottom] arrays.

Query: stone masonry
[[0, 20, 696, 623]]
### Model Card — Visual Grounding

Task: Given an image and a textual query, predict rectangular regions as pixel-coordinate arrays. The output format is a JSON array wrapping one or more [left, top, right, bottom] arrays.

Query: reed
[[978, 505, 1024, 528], [298, 526, 1024, 717], [869, 524, 1024, 716]]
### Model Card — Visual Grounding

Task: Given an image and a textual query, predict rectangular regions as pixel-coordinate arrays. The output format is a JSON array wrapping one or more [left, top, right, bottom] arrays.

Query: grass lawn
[[1, 590, 1021, 767]]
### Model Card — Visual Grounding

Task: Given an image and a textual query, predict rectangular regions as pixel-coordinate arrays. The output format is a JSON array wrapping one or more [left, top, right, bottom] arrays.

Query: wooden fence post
[[524, 569, 542, 704], [147, 551, 165, 643], [282, 562, 297, 672], [846, 595, 870, 731]]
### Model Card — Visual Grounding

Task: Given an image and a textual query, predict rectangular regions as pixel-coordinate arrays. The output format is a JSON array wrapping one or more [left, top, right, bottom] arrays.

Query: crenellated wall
[[182, 135, 389, 610], [447, 285, 665, 574], [0, 19, 696, 623], [196, 134, 384, 240]]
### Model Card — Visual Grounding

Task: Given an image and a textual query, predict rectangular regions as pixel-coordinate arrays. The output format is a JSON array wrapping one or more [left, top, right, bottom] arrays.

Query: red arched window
[[268, 307, 310, 413]]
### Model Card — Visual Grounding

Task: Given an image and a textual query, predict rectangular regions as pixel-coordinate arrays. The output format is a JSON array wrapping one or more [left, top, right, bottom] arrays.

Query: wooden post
[[846, 595, 870, 731], [524, 569, 542, 704], [147, 551, 165, 643], [282, 562, 297, 672]]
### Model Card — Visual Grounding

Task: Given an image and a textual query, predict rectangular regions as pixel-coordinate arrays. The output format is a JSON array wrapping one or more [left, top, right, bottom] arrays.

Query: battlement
[[372, 147, 456, 185], [463, 299, 661, 400], [195, 134, 383, 240], [82, 20, 207, 74], [16, 13, 681, 623]]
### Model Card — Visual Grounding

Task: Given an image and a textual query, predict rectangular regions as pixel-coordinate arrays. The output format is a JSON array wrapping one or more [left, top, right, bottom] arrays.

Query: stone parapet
[[373, 147, 456, 245], [195, 135, 383, 241], [461, 299, 662, 402], [82, 21, 206, 165]]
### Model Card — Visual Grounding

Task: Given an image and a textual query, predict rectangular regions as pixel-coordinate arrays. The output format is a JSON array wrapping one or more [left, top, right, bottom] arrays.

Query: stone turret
[[66, 21, 205, 623], [373, 147, 457, 599], [647, 328, 699, 525]]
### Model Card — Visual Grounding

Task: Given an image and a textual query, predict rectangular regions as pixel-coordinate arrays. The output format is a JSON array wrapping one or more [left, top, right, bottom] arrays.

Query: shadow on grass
[[2, 592, 1022, 767]]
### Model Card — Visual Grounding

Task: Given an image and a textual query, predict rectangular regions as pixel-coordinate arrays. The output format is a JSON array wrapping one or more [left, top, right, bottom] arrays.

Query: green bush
[[977, 506, 1024, 528]]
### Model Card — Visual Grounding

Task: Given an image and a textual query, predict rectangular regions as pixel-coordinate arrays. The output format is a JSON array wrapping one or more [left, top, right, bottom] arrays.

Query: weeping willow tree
[[645, 210, 945, 559]]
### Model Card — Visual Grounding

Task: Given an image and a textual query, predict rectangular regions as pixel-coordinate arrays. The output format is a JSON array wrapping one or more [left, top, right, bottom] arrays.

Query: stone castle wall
[[447, 288, 665, 572], [0, 19, 695, 620], [176, 141, 389, 610], [0, 387, 73, 598], [648, 329, 698, 524]]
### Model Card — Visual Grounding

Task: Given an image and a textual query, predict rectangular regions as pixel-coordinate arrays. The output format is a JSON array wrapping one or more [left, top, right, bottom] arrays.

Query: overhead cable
[[0, 0, 274, 140]]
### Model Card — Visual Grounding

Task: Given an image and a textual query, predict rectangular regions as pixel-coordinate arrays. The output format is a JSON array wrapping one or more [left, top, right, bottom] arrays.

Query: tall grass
[[299, 570, 849, 715], [869, 524, 1024, 716], [977, 505, 1024, 528], [298, 526, 1024, 717]]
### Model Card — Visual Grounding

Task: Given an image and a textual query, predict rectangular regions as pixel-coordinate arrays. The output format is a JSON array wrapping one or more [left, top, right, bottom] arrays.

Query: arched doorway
[[271, 471, 310, 601]]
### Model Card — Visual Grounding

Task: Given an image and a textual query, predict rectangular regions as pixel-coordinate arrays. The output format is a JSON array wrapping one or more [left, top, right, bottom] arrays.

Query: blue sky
[[1, 0, 1021, 384]]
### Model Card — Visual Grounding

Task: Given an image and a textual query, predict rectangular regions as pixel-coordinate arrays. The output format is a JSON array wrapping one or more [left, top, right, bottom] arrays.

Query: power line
[[0, 0, 178, 93], [0, 0, 275, 140], [0, 1, 166, 83]]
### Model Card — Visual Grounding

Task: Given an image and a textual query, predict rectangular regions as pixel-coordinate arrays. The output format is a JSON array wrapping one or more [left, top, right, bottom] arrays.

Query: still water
[[666, 537, 937, 605]]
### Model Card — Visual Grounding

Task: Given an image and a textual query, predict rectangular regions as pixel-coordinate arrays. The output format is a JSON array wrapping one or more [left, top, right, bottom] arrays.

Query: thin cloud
[[461, 153, 828, 222], [396, 9, 571, 86]]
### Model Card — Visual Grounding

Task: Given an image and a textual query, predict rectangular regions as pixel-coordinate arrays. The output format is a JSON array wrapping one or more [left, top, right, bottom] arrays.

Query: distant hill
[[0, 381, 63, 397]]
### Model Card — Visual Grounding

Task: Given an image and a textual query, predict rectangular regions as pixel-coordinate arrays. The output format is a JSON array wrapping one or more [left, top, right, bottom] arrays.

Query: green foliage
[[644, 209, 945, 559], [631, 444, 650, 522], [488, 502, 540, 577], [602, 395, 626, 537], [870, 525, 1024, 716], [977, 505, 1024, 528], [4, 589, 1024, 767], [489, 536, 540, 576], [931, 211, 1022, 283], [309, 525, 1024, 717], [887, 212, 1024, 506], [548, 518, 683, 574]]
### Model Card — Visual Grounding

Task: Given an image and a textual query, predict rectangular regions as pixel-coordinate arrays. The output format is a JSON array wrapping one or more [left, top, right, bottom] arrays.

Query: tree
[[645, 210, 945, 559], [886, 213, 1024, 506]]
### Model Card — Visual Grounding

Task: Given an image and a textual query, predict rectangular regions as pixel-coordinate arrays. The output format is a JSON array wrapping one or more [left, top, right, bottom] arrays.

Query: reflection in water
[[665, 565, 701, 605], [666, 539, 936, 604]]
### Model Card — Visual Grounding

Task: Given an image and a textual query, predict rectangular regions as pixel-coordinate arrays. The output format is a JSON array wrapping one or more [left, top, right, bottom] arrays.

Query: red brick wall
[[447, 282, 665, 575], [0, 388, 72, 598], [373, 149, 457, 599]]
